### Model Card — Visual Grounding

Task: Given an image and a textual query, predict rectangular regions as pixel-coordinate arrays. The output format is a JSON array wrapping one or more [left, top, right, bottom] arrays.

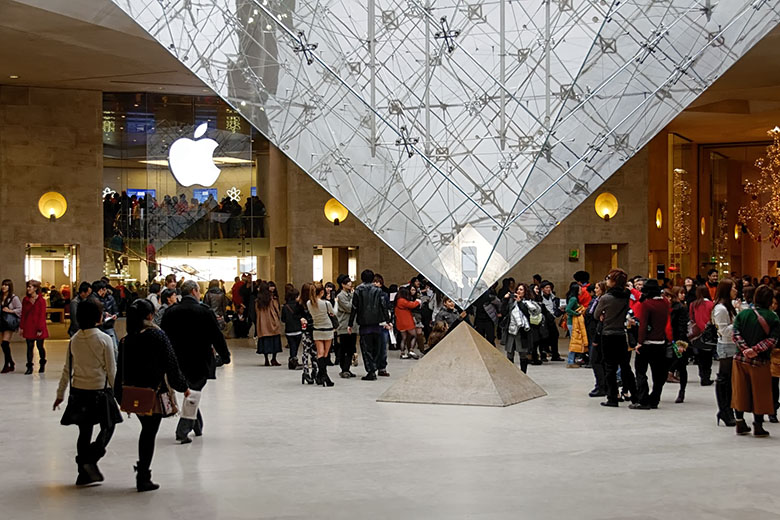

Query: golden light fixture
[[38, 192, 67, 221], [700, 217, 706, 236], [324, 198, 348, 226], [734, 224, 741, 240], [594, 192, 618, 221], [655, 207, 663, 229]]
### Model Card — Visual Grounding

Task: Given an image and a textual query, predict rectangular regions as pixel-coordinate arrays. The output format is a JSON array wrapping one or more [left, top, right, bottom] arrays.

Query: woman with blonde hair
[[306, 282, 335, 387]]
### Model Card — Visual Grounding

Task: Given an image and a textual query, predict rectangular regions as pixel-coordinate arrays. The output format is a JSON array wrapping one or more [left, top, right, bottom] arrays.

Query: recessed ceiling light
[[9, 75, 19, 79]]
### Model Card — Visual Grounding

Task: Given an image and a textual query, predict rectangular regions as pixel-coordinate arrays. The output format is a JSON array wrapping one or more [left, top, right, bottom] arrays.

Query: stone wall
[[0, 86, 103, 287]]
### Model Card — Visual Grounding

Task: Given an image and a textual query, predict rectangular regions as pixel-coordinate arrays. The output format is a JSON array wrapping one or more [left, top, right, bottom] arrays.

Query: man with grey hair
[[161, 280, 231, 444]]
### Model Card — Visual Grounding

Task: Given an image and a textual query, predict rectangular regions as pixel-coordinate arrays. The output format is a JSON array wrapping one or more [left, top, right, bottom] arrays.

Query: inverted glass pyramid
[[110, 0, 780, 305]]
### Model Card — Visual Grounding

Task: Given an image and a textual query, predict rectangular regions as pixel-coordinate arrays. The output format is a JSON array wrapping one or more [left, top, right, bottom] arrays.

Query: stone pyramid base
[[377, 321, 547, 407]]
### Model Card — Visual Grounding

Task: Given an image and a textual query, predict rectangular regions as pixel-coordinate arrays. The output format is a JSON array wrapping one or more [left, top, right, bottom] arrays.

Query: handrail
[[103, 246, 210, 282]]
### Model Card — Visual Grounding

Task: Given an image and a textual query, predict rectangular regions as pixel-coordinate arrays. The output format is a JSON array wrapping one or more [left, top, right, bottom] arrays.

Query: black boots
[[1, 341, 13, 373], [301, 370, 314, 384], [753, 421, 770, 438], [675, 390, 685, 404], [75, 456, 104, 486], [24, 363, 33, 375], [39, 359, 46, 373], [134, 463, 160, 492], [316, 357, 334, 387], [735, 419, 751, 435]]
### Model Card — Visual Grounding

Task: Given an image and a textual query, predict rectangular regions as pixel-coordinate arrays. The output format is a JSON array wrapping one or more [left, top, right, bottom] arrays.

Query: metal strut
[[434, 16, 460, 53], [293, 31, 318, 65], [395, 126, 419, 158]]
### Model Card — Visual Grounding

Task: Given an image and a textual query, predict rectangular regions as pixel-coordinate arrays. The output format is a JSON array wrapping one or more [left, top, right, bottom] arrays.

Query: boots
[[715, 377, 735, 424], [24, 363, 33, 375], [675, 390, 685, 404], [1, 341, 14, 373], [317, 357, 334, 387], [75, 456, 103, 486], [134, 463, 160, 492], [735, 419, 751, 436], [38, 359, 46, 373], [753, 421, 770, 438]]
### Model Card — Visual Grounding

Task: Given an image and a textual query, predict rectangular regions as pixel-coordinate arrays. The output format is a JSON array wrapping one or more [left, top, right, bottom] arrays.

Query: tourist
[[349, 270, 392, 381], [306, 282, 335, 387], [154, 288, 177, 326], [298, 283, 318, 384], [161, 280, 231, 444], [281, 288, 303, 369], [594, 268, 637, 407], [232, 303, 252, 339], [731, 284, 778, 437], [21, 280, 48, 375], [67, 282, 92, 337], [91, 280, 119, 356], [115, 299, 190, 491], [565, 282, 586, 368], [372, 274, 391, 377], [500, 284, 531, 373], [540, 281, 563, 361], [586, 281, 607, 397], [255, 281, 282, 367], [409, 285, 427, 355], [706, 269, 719, 301], [631, 279, 672, 410], [427, 321, 448, 350], [668, 286, 691, 403], [203, 279, 228, 327], [689, 285, 715, 386], [574, 271, 592, 308], [770, 291, 780, 423], [434, 296, 467, 330], [53, 298, 121, 486], [0, 279, 21, 373], [335, 274, 357, 378], [713, 280, 738, 426], [471, 282, 500, 346], [395, 286, 422, 360], [146, 282, 161, 311], [526, 287, 549, 365], [683, 277, 697, 306]]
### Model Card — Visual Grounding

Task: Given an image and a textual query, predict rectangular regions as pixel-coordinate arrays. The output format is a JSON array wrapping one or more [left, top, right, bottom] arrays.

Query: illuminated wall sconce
[[734, 224, 741, 240], [38, 191, 67, 221], [324, 198, 348, 226], [700, 217, 706, 235], [655, 207, 663, 229], [594, 192, 618, 221]]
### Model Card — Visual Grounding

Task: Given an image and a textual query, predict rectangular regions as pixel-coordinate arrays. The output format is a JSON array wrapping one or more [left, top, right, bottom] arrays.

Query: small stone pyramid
[[377, 321, 547, 407]]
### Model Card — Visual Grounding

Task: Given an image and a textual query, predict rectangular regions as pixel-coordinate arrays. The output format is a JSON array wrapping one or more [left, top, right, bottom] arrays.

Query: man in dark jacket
[[162, 280, 231, 443], [68, 282, 92, 337], [90, 280, 118, 354], [348, 269, 390, 380]]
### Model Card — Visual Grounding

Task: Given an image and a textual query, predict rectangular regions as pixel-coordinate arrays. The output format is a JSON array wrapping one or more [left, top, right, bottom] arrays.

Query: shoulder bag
[[118, 336, 171, 416]]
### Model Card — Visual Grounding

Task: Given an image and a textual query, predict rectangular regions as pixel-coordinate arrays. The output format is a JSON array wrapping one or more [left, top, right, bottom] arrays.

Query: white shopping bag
[[181, 390, 202, 420], [389, 330, 397, 345]]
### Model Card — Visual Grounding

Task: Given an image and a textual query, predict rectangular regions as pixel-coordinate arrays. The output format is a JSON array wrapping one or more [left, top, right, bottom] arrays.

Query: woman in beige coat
[[255, 281, 282, 366]]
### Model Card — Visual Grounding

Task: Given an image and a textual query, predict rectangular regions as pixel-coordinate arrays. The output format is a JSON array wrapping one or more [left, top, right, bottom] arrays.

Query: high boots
[[38, 359, 46, 373], [134, 462, 160, 492], [0, 341, 14, 373], [317, 357, 334, 387]]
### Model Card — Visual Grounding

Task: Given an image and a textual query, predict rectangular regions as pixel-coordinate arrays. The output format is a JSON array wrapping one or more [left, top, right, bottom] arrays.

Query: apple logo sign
[[168, 122, 221, 187]]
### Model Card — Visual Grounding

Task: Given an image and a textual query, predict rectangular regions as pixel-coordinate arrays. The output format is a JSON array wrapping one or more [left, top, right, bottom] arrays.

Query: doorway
[[585, 243, 628, 280], [25, 244, 79, 291]]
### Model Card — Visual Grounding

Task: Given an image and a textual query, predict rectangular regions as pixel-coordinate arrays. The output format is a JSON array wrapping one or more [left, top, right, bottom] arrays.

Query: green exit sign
[[569, 249, 580, 261]]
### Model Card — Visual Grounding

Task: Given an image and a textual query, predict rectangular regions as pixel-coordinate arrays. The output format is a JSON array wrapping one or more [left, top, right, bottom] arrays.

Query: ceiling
[[0, 0, 209, 95], [1, 0, 779, 143]]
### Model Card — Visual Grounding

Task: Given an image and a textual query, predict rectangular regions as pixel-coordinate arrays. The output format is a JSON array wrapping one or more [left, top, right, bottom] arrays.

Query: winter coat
[[568, 307, 588, 353], [256, 299, 281, 338], [21, 295, 49, 340], [203, 287, 228, 317], [395, 297, 421, 332]]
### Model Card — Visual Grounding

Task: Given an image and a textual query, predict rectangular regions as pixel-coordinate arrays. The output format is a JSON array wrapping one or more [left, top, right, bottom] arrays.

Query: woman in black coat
[[115, 299, 189, 492], [668, 286, 691, 403]]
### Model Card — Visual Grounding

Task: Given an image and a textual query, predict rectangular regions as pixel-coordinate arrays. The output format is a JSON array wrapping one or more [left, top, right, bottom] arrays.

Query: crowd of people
[[2, 264, 780, 492]]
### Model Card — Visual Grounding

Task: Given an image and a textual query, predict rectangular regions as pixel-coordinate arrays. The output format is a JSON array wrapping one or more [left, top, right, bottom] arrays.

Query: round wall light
[[38, 192, 67, 221], [324, 198, 348, 226], [734, 224, 741, 240], [594, 192, 618, 221], [655, 207, 663, 229]]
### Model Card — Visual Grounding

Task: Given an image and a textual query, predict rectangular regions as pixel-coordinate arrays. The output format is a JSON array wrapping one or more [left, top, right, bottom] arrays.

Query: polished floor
[[1, 331, 779, 520]]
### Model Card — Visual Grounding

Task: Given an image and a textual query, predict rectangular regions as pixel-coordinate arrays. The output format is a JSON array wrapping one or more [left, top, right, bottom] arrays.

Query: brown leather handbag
[[120, 386, 157, 416]]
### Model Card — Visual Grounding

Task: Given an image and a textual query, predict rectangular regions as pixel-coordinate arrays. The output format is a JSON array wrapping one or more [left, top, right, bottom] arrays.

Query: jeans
[[378, 329, 389, 370], [77, 422, 114, 464], [103, 328, 119, 360], [337, 333, 357, 373], [359, 333, 382, 374], [137, 414, 162, 470], [286, 334, 301, 359], [603, 333, 636, 404], [566, 324, 577, 364], [634, 344, 668, 407]]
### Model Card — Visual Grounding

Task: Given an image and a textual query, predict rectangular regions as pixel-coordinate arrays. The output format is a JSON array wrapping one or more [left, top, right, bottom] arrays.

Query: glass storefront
[[102, 93, 269, 286]]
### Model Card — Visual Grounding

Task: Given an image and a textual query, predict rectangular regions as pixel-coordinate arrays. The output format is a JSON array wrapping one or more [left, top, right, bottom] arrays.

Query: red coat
[[21, 295, 49, 340], [578, 283, 592, 307], [232, 281, 244, 308], [395, 298, 420, 332]]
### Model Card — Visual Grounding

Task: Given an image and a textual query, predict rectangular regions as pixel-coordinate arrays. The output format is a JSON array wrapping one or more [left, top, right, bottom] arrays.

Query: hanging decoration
[[738, 127, 780, 244], [672, 168, 691, 253], [226, 186, 241, 202], [102, 187, 117, 198]]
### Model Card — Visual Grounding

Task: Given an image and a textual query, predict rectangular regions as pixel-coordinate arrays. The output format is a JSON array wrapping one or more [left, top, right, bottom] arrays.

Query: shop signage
[[168, 123, 221, 187]]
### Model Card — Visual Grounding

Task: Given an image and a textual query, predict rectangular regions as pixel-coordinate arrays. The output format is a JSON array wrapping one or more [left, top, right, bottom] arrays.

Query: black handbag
[[61, 345, 123, 427], [694, 323, 718, 351], [1, 311, 19, 331]]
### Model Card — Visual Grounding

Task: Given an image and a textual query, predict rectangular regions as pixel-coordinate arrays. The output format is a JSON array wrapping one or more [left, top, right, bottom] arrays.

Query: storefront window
[[102, 93, 268, 285]]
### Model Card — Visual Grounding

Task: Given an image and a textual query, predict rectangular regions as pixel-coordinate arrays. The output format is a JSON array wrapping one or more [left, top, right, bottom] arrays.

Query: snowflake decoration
[[102, 187, 117, 198], [226, 186, 241, 202]]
